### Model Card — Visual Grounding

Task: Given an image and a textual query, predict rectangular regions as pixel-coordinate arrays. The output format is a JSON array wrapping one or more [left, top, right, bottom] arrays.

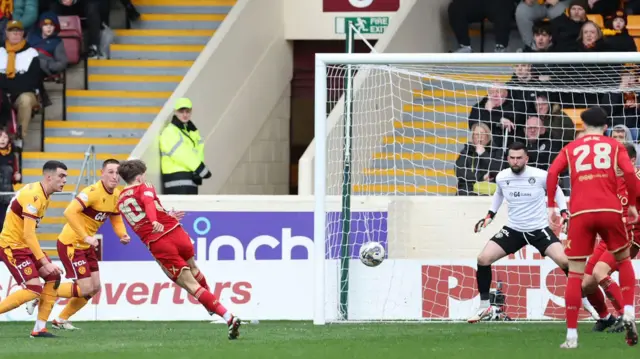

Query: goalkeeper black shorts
[[489, 226, 561, 257]]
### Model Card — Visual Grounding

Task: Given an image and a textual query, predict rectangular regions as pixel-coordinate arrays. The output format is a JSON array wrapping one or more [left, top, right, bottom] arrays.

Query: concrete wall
[[131, 0, 292, 194], [297, 0, 452, 195]]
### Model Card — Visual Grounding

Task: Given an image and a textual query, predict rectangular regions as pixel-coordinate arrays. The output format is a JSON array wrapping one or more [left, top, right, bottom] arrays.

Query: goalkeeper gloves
[[474, 211, 496, 233], [559, 209, 569, 234]]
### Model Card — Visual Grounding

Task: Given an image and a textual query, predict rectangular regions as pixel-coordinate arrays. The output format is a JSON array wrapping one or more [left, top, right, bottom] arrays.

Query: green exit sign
[[335, 16, 390, 35]]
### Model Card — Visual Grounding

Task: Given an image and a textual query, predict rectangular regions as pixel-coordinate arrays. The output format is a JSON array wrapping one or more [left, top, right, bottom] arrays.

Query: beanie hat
[[569, 0, 587, 13]]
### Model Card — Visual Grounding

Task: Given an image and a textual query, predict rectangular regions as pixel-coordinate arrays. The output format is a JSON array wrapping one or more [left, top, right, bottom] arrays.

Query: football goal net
[[311, 52, 640, 324]]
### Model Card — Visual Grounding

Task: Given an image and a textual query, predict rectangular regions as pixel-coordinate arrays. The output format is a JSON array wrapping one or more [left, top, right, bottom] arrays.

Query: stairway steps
[[132, 14, 225, 29], [44, 137, 139, 154], [88, 59, 192, 76], [88, 74, 182, 92], [22, 152, 129, 171], [44, 120, 150, 138], [66, 90, 171, 107], [110, 44, 204, 60], [66, 105, 160, 122], [114, 29, 214, 45], [132, 0, 235, 14]]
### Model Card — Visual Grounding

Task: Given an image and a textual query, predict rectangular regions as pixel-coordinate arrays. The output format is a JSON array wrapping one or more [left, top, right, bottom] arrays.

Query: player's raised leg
[[581, 241, 619, 331], [187, 257, 210, 291]]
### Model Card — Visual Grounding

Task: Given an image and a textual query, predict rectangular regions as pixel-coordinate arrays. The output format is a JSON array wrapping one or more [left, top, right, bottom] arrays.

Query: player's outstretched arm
[[23, 217, 46, 262], [63, 199, 90, 239], [474, 184, 503, 233], [546, 148, 568, 209], [109, 214, 129, 239]]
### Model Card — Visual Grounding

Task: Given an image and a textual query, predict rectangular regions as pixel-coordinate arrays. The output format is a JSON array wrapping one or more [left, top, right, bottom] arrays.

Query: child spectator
[[0, 128, 20, 228], [27, 12, 67, 76], [602, 10, 637, 51]]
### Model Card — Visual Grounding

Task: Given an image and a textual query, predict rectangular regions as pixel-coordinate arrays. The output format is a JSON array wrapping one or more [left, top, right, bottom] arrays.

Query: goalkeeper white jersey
[[490, 166, 567, 232]]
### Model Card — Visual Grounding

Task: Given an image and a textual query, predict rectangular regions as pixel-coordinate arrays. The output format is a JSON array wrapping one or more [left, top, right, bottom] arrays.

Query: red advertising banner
[[323, 0, 400, 12]]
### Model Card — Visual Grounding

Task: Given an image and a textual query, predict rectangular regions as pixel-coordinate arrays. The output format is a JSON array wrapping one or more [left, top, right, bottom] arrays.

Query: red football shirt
[[547, 134, 637, 217], [618, 169, 640, 214], [117, 182, 180, 245]]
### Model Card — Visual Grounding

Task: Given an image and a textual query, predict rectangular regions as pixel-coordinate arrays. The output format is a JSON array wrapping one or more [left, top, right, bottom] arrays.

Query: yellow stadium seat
[[628, 15, 640, 36], [635, 37, 640, 50], [563, 108, 586, 131], [587, 14, 604, 29]]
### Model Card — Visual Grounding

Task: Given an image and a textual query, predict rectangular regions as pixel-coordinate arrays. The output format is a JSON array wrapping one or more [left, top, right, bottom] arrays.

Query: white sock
[[33, 320, 46, 332], [55, 317, 65, 323], [566, 328, 578, 340], [480, 299, 490, 309], [624, 305, 635, 318], [223, 312, 232, 322]]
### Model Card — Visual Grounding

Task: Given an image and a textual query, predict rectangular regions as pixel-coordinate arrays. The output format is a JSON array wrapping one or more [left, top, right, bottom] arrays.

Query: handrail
[[0, 145, 97, 198]]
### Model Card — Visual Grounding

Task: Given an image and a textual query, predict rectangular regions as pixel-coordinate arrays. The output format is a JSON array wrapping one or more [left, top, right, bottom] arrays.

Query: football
[[359, 242, 385, 267]]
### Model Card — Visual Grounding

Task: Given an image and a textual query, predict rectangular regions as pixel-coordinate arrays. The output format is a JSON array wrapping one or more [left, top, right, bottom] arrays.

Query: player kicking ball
[[116, 159, 241, 339], [25, 159, 130, 332], [468, 142, 584, 322], [0, 161, 91, 338], [581, 143, 640, 333], [547, 107, 638, 349]]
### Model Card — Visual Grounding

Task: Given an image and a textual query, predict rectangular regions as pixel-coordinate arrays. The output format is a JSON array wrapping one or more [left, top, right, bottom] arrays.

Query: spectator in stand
[[550, 0, 587, 52], [601, 69, 640, 128], [0, 20, 42, 144], [455, 122, 504, 195], [27, 12, 67, 76], [524, 116, 555, 170], [516, 0, 568, 50], [506, 63, 542, 116], [585, 0, 620, 17], [0, 128, 20, 228], [447, 0, 515, 53], [602, 10, 637, 51], [12, 0, 38, 33], [609, 124, 640, 166], [468, 84, 520, 149], [529, 92, 576, 148], [51, 0, 109, 58], [523, 20, 555, 52]]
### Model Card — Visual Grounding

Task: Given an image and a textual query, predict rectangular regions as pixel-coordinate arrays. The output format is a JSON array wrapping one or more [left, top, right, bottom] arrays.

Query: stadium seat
[[627, 15, 640, 37], [587, 14, 604, 29], [563, 108, 586, 131], [57, 16, 82, 65]]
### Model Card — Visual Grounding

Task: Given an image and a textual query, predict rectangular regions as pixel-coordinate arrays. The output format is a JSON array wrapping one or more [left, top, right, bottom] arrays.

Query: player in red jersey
[[582, 143, 640, 333], [547, 107, 639, 349], [116, 159, 241, 340]]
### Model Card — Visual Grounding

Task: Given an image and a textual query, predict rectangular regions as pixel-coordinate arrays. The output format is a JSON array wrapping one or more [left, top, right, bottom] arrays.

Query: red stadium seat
[[57, 15, 82, 65]]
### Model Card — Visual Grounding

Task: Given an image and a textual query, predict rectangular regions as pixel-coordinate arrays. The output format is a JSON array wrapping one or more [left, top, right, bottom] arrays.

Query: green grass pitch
[[0, 321, 638, 358]]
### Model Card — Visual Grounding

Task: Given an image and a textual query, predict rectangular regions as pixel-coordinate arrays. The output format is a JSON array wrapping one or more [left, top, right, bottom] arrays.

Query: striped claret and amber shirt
[[58, 180, 127, 250]]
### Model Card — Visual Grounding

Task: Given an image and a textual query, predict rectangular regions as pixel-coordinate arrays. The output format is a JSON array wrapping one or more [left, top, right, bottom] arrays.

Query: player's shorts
[[566, 211, 629, 259], [585, 240, 618, 276], [0, 246, 54, 284], [490, 226, 561, 256], [57, 241, 99, 280], [148, 227, 194, 281]]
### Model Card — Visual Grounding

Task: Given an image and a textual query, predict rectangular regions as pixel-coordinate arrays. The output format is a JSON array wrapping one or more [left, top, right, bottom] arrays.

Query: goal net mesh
[[322, 61, 640, 322]]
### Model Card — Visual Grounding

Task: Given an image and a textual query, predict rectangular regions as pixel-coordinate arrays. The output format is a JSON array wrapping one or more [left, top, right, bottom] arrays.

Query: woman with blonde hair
[[455, 123, 504, 195]]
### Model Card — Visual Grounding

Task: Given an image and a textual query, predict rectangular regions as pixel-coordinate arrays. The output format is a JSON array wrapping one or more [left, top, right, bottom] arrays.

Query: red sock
[[194, 271, 210, 291], [566, 272, 583, 330], [586, 288, 609, 319], [617, 257, 636, 308], [599, 276, 623, 315], [194, 287, 228, 319]]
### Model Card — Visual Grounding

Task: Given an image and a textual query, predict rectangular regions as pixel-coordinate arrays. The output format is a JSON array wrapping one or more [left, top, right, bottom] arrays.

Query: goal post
[[313, 52, 640, 325]]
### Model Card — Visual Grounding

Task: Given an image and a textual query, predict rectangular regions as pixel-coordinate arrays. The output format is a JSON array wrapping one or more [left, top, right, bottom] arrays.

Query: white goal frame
[[312, 52, 640, 325]]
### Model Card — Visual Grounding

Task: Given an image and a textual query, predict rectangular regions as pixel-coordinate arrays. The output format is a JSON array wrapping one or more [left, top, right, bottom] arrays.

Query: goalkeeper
[[468, 143, 596, 322]]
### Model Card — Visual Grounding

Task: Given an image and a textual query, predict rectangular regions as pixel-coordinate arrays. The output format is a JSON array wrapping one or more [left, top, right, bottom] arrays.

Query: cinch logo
[[73, 260, 87, 267], [190, 217, 313, 261]]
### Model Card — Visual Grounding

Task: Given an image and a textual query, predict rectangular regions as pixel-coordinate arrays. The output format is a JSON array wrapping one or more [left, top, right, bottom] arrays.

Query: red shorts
[[0, 246, 52, 284], [148, 228, 194, 281], [57, 241, 100, 280], [566, 211, 630, 259], [585, 240, 618, 275]]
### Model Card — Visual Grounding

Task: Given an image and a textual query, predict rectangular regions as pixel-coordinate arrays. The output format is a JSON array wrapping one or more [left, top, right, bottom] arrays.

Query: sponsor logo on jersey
[[78, 192, 89, 203], [26, 204, 37, 214], [509, 191, 532, 197]]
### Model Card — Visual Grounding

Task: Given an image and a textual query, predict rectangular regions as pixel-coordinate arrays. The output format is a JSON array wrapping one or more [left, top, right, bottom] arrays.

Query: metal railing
[[0, 145, 98, 198]]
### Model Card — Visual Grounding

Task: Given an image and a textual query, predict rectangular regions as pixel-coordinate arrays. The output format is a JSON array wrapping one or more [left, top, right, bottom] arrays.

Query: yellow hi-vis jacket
[[159, 117, 211, 189]]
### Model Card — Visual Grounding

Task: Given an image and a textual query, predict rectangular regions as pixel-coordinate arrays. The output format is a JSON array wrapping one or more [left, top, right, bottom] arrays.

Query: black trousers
[[448, 0, 514, 47], [163, 185, 198, 195], [52, 0, 110, 48]]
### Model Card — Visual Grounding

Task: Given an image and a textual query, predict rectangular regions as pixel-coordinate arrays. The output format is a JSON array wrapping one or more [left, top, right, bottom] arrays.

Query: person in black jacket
[[468, 84, 521, 150], [0, 128, 20, 229], [0, 20, 42, 144], [550, 0, 587, 52], [455, 123, 504, 195], [524, 116, 555, 170], [602, 10, 637, 52]]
